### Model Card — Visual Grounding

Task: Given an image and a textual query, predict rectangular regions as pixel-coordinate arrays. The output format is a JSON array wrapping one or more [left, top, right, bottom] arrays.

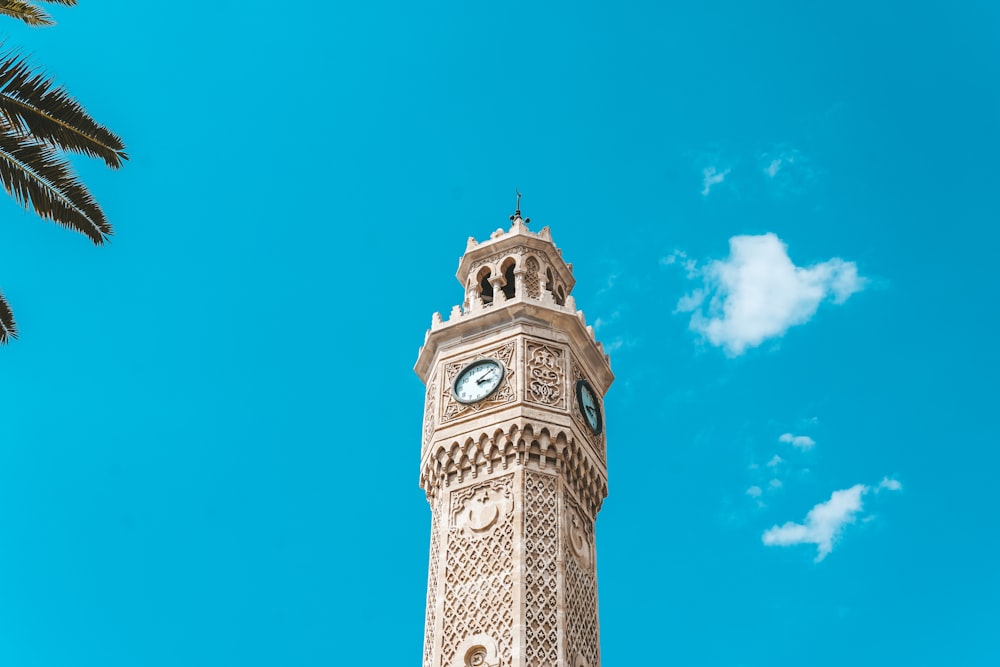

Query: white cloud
[[766, 455, 784, 467], [769, 479, 783, 489], [762, 484, 868, 562], [759, 147, 816, 196], [779, 433, 816, 450], [661, 250, 700, 278], [877, 477, 902, 492], [677, 234, 866, 356], [701, 166, 731, 196], [746, 486, 763, 498]]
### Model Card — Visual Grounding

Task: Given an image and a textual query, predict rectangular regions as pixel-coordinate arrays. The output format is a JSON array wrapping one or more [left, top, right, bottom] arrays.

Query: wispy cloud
[[676, 233, 866, 356], [701, 166, 731, 196], [877, 477, 902, 492], [762, 479, 902, 561], [660, 250, 699, 278], [759, 146, 816, 196], [762, 484, 867, 561], [779, 433, 816, 450]]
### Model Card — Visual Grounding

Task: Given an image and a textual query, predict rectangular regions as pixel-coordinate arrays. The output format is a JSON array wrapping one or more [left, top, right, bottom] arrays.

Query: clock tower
[[415, 206, 613, 667]]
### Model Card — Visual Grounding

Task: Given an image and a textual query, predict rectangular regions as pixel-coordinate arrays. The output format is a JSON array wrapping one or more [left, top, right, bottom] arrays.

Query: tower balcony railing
[[423, 287, 608, 361]]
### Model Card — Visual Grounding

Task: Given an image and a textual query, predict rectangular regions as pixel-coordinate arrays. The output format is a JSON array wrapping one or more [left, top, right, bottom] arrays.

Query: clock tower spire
[[416, 206, 613, 667]]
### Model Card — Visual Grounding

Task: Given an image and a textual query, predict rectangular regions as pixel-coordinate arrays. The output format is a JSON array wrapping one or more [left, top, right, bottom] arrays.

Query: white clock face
[[576, 379, 602, 434], [453, 359, 504, 404]]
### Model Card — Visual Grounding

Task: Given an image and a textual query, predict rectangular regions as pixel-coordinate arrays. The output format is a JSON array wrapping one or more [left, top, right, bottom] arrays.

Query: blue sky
[[0, 1, 998, 665]]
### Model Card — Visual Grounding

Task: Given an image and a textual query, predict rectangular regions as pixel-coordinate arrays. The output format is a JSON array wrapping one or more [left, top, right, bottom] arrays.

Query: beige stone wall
[[417, 217, 610, 667]]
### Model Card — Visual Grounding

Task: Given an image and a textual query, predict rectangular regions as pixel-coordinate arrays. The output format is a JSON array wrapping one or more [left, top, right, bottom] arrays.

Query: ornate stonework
[[524, 471, 560, 667], [424, 495, 442, 667], [423, 372, 438, 451], [524, 256, 541, 299], [564, 493, 600, 667], [441, 474, 515, 667], [441, 341, 516, 424], [416, 213, 613, 667], [525, 340, 566, 409]]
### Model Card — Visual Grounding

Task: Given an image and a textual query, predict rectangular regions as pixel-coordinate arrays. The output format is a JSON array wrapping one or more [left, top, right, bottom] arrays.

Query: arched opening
[[477, 267, 493, 306], [545, 268, 554, 294], [556, 284, 566, 306], [500, 258, 516, 300]]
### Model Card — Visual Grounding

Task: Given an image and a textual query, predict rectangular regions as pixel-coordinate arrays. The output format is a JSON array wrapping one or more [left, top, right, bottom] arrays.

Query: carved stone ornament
[[423, 496, 442, 667], [566, 502, 594, 571], [441, 342, 516, 424], [451, 635, 501, 667], [525, 341, 566, 409], [423, 373, 438, 451], [564, 494, 600, 667], [524, 471, 559, 667], [468, 244, 533, 273], [451, 481, 514, 539], [442, 474, 515, 667]]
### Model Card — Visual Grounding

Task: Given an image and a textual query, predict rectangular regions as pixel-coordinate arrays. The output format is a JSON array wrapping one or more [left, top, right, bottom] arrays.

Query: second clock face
[[453, 359, 505, 404], [576, 379, 603, 435]]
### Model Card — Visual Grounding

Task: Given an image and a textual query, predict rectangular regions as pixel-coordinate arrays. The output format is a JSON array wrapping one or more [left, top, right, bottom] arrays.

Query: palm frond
[[0, 1, 54, 26], [0, 51, 127, 168], [0, 287, 16, 344], [0, 0, 77, 26], [0, 123, 110, 243]]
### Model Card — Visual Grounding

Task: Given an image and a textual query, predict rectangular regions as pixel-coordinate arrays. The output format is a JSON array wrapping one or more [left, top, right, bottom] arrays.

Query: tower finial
[[510, 189, 530, 225]]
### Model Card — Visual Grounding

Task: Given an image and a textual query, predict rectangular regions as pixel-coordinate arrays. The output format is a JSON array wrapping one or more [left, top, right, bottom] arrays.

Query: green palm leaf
[[0, 121, 110, 243], [0, 1, 76, 27], [0, 0, 122, 345], [0, 288, 16, 343], [0, 51, 127, 168]]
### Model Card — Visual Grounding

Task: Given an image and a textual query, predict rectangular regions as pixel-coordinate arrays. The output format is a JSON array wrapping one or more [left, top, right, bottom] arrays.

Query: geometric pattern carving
[[524, 256, 541, 299], [525, 341, 565, 409], [441, 474, 515, 667], [564, 556, 600, 667], [564, 495, 600, 667], [524, 471, 559, 667], [468, 244, 533, 274], [441, 342, 516, 424], [423, 373, 438, 451], [424, 499, 442, 667]]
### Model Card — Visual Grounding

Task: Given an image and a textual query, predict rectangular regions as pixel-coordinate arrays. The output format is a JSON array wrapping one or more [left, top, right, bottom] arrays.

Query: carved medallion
[[451, 477, 514, 539], [525, 341, 565, 409], [565, 502, 594, 570]]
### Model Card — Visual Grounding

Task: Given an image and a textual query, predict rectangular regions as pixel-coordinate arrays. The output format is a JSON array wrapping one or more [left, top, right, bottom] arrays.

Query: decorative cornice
[[420, 420, 609, 519]]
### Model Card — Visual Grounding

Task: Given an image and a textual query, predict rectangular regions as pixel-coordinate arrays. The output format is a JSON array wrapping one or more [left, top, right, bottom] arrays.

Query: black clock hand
[[585, 405, 596, 415]]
